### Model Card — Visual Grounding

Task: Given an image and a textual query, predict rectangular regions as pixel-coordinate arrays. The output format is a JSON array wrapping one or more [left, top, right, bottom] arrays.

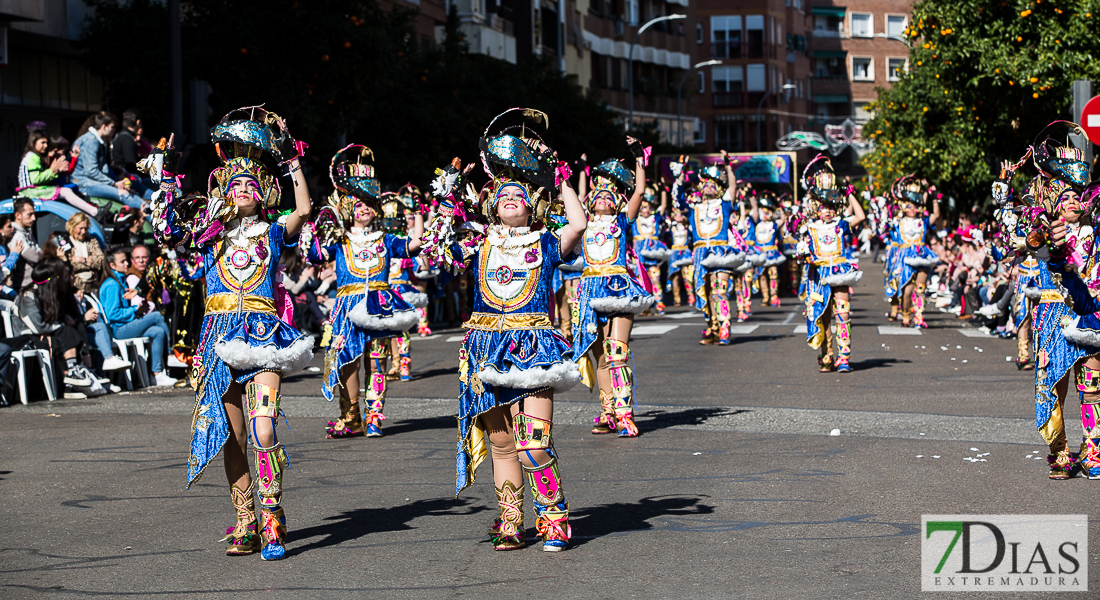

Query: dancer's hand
[[1048, 219, 1067, 249]]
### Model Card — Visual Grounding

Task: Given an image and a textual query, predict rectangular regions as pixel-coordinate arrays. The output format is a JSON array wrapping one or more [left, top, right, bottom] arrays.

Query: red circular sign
[[1080, 95, 1100, 145]]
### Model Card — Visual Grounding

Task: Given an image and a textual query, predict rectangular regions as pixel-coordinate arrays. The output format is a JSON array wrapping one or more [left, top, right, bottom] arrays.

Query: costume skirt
[[895, 245, 939, 289], [187, 310, 314, 486], [691, 245, 745, 310], [347, 288, 419, 333], [1034, 301, 1089, 444], [455, 327, 580, 495], [391, 282, 429, 308], [635, 239, 671, 266], [572, 272, 655, 358], [803, 264, 862, 349], [668, 247, 692, 276]]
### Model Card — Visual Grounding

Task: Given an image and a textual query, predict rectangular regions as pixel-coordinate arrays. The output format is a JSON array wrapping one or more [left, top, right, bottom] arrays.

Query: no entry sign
[[1081, 95, 1100, 144]]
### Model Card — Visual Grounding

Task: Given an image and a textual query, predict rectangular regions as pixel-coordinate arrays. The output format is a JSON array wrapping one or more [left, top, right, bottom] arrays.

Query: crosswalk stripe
[[877, 326, 922, 336], [956, 328, 990, 338], [632, 324, 680, 336], [445, 335, 466, 342]]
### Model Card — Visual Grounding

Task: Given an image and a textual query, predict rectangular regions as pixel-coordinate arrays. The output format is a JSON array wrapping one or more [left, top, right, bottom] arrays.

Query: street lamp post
[[627, 13, 687, 133], [677, 60, 723, 147], [756, 83, 796, 152]]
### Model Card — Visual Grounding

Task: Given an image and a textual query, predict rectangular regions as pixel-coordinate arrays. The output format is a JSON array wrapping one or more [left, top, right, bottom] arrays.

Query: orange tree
[[862, 0, 1100, 203]]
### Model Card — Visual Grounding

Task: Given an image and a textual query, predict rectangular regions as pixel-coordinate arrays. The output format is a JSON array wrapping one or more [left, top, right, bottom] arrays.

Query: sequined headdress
[[802, 154, 843, 210], [478, 108, 559, 223], [586, 159, 635, 211], [890, 174, 924, 207], [1032, 120, 1091, 190], [209, 106, 290, 208], [327, 144, 381, 223]]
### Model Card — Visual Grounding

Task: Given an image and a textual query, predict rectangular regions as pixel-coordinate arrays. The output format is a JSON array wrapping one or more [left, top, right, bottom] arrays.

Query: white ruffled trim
[[1023, 287, 1043, 299], [590, 294, 656, 315], [347, 301, 420, 331], [640, 248, 672, 262], [822, 270, 863, 286], [749, 253, 768, 267], [1063, 316, 1100, 348], [671, 256, 694, 267], [904, 256, 940, 267], [477, 361, 582, 392], [414, 268, 439, 280], [396, 290, 429, 308], [700, 252, 746, 269], [763, 255, 787, 266], [215, 335, 315, 374]]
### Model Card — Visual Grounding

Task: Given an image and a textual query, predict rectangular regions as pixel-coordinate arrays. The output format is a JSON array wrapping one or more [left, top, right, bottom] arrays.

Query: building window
[[696, 23, 703, 43], [814, 54, 846, 79], [626, 0, 638, 26], [851, 57, 873, 81], [746, 64, 766, 92], [713, 66, 743, 107], [813, 14, 845, 37], [854, 101, 873, 122], [746, 15, 764, 58], [710, 16, 741, 59], [694, 120, 706, 144], [715, 118, 744, 151], [850, 12, 872, 37], [887, 57, 907, 81], [886, 14, 907, 39]]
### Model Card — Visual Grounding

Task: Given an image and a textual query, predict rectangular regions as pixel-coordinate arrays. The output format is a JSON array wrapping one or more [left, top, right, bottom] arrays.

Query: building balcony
[[710, 42, 741, 60], [713, 92, 743, 108], [456, 20, 517, 64]]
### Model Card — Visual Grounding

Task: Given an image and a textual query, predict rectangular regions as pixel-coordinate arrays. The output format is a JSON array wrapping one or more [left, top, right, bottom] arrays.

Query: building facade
[[809, 0, 912, 172]]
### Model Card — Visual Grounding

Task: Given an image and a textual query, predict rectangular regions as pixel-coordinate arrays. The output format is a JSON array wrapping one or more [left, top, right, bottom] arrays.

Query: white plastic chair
[[0, 299, 56, 405], [87, 294, 151, 389]]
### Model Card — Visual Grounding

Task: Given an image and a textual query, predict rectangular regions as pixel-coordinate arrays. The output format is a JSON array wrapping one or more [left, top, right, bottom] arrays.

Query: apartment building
[[810, 0, 912, 170], [692, 0, 813, 155]]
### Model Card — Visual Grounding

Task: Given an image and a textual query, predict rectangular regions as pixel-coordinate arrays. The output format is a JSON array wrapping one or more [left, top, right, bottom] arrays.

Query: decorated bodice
[[669, 220, 690, 249], [894, 216, 928, 248], [312, 229, 410, 288], [805, 218, 853, 266], [689, 197, 732, 243], [754, 218, 781, 251], [583, 214, 630, 268], [204, 218, 292, 300], [467, 226, 568, 315], [631, 214, 661, 241]]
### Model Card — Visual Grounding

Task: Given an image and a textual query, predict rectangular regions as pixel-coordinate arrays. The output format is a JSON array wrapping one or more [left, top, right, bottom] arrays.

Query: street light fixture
[[627, 13, 687, 132], [677, 60, 723, 147], [756, 83, 796, 152]]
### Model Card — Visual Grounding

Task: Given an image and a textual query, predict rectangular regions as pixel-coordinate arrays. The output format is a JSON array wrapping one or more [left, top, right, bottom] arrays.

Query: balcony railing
[[710, 41, 741, 60], [713, 92, 743, 108]]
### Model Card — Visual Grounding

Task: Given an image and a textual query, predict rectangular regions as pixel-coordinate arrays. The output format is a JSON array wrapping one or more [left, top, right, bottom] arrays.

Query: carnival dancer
[[146, 108, 315, 560], [383, 191, 428, 382], [796, 155, 865, 373], [633, 183, 670, 315], [672, 152, 746, 344], [779, 194, 802, 296], [888, 176, 941, 328], [573, 139, 653, 437], [1012, 255, 1041, 368], [399, 184, 435, 337], [666, 204, 695, 306], [311, 146, 423, 440], [419, 108, 585, 551], [749, 192, 787, 307], [733, 192, 759, 320]]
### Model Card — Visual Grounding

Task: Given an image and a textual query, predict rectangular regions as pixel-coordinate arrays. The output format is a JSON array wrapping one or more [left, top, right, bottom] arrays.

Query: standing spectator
[[8, 197, 41, 290], [17, 129, 102, 217], [71, 111, 152, 211], [110, 207, 154, 247], [0, 215, 25, 298], [98, 248, 175, 386], [125, 244, 155, 309], [111, 109, 142, 176], [67, 213, 105, 295]]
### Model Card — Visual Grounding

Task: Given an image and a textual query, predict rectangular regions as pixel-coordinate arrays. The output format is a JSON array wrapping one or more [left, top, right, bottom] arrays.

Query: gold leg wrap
[[491, 480, 525, 550], [223, 481, 260, 555]]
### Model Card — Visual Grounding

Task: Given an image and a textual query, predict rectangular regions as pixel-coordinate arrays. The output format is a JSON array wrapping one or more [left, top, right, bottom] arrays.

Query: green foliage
[[862, 0, 1100, 203], [80, 0, 629, 188]]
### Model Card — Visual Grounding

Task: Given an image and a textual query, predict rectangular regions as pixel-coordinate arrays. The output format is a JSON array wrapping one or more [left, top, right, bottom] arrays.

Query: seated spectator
[[17, 128, 102, 218], [0, 215, 25, 300], [8, 197, 41, 290], [98, 247, 176, 386], [71, 111, 152, 211], [12, 262, 102, 398], [111, 207, 154, 247], [67, 212, 105, 295], [110, 109, 143, 177], [126, 244, 153, 304]]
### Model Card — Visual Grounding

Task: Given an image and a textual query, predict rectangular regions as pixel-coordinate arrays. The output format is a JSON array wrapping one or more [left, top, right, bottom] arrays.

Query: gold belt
[[693, 239, 728, 249], [1039, 290, 1064, 304], [813, 257, 848, 267], [337, 282, 388, 296], [583, 265, 629, 278], [463, 312, 554, 331], [671, 244, 689, 251], [205, 293, 276, 315]]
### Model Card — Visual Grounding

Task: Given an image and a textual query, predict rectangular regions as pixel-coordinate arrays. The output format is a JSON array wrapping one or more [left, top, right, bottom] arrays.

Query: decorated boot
[[522, 451, 570, 552], [222, 482, 260, 556], [592, 390, 616, 434], [911, 283, 928, 328], [491, 481, 525, 550], [606, 339, 639, 437], [326, 390, 364, 438], [835, 320, 852, 373]]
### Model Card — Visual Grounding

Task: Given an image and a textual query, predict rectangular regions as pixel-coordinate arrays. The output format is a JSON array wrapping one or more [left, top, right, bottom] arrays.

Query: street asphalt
[[1, 275, 1096, 599]]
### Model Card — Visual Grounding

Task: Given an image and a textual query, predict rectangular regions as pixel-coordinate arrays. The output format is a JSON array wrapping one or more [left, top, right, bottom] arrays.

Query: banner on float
[[656, 152, 795, 185]]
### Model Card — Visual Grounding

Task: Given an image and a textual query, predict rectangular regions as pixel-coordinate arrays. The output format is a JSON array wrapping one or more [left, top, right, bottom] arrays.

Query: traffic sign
[[1080, 94, 1100, 144]]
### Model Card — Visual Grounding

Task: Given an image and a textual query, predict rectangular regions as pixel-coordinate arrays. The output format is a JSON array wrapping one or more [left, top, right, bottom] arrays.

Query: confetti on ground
[[916, 455, 924, 458], [920, 433, 926, 436], [941, 346, 949, 351], [970, 448, 979, 451], [1006, 356, 1013, 361], [308, 367, 321, 372], [1026, 455, 1034, 459], [962, 360, 968, 363], [932, 455, 941, 459], [829, 428, 841, 436], [956, 345, 962, 349], [951, 358, 956, 361], [921, 346, 926, 349], [1035, 457, 1044, 460], [693, 452, 702, 456]]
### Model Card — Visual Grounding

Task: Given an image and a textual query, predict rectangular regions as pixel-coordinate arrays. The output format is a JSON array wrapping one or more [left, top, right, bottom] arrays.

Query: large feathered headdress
[[477, 108, 559, 224]]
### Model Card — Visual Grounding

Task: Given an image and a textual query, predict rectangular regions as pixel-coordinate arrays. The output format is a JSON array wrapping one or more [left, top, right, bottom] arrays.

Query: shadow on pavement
[[407, 366, 459, 381], [636, 407, 747, 433], [849, 357, 910, 371], [287, 497, 487, 555], [382, 415, 456, 436], [567, 495, 715, 547]]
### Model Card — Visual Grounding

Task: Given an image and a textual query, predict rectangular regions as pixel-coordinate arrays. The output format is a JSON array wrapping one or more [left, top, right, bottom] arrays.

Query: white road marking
[[445, 335, 466, 342], [410, 334, 441, 341], [956, 328, 990, 338], [877, 326, 922, 336], [781, 311, 797, 325], [793, 325, 807, 334], [632, 324, 680, 336], [729, 325, 759, 334], [665, 311, 706, 319]]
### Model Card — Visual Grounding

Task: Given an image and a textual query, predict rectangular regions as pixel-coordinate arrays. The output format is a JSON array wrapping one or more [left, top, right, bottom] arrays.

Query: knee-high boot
[[366, 339, 388, 437], [767, 266, 781, 306], [247, 381, 289, 561], [835, 297, 852, 372], [648, 265, 665, 314], [516, 413, 570, 551], [605, 339, 639, 436], [911, 282, 928, 328]]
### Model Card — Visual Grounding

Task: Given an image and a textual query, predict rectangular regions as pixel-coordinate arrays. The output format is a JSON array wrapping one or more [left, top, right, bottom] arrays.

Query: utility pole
[[169, 0, 183, 138], [1073, 80, 1093, 169]]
